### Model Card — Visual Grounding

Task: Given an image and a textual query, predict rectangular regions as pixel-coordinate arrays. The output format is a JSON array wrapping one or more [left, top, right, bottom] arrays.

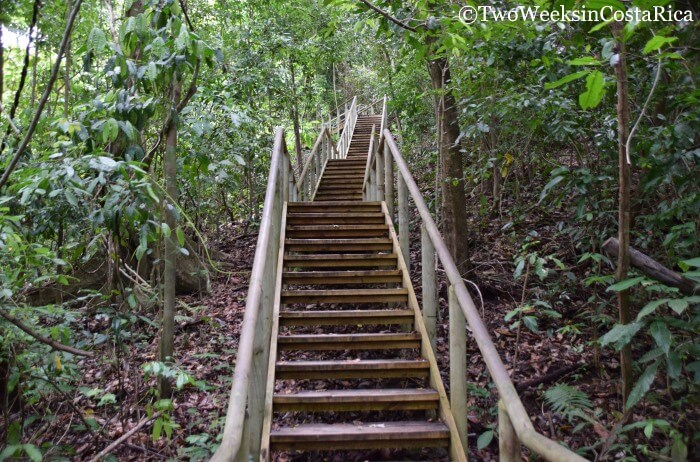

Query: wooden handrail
[[379, 129, 587, 462], [296, 128, 335, 191], [211, 128, 298, 462]]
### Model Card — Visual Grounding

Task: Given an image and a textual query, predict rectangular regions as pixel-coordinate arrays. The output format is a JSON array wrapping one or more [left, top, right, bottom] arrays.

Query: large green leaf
[[579, 71, 605, 110], [649, 321, 671, 355], [643, 35, 677, 54], [600, 322, 642, 350], [607, 276, 645, 292], [544, 71, 589, 90], [626, 360, 660, 409]]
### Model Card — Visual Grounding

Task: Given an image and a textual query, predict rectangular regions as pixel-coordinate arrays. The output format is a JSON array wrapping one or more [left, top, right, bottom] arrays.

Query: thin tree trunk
[[1, 0, 40, 153], [159, 76, 181, 398], [64, 0, 71, 116], [30, 37, 38, 108], [290, 59, 303, 171], [427, 56, 470, 275], [612, 23, 633, 406]]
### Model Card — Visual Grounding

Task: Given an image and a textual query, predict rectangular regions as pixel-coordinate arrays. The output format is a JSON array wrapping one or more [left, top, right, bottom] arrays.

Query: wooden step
[[312, 195, 363, 202], [286, 225, 389, 239], [282, 269, 401, 285], [270, 421, 448, 451], [273, 388, 439, 412], [288, 201, 380, 208], [278, 332, 421, 350], [317, 186, 363, 193], [285, 238, 393, 252], [279, 309, 414, 326], [286, 213, 385, 225], [327, 160, 367, 165], [275, 359, 429, 379], [284, 253, 397, 268], [281, 288, 408, 304]]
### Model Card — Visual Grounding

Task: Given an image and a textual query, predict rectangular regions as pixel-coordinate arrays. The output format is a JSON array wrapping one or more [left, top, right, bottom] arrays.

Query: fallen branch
[[602, 237, 698, 295], [515, 362, 585, 391], [88, 412, 161, 462], [0, 308, 93, 357]]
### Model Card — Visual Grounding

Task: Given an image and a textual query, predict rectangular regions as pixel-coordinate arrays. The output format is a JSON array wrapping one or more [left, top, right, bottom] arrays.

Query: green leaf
[[626, 360, 659, 409], [477, 430, 494, 450], [21, 444, 42, 462], [680, 257, 700, 269], [523, 315, 539, 333], [161, 222, 171, 238], [607, 276, 645, 292], [102, 118, 119, 143], [88, 28, 107, 54], [538, 175, 566, 202], [152, 418, 163, 442], [579, 71, 605, 110], [668, 299, 688, 314], [599, 322, 642, 350], [649, 321, 671, 355], [544, 71, 589, 90], [637, 299, 669, 321], [589, 19, 614, 33], [176, 228, 185, 247], [0, 445, 20, 461], [585, 0, 626, 12], [643, 35, 677, 54], [567, 57, 600, 66]]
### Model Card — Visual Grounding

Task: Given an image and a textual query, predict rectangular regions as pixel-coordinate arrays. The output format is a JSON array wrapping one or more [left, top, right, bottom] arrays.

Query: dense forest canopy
[[0, 0, 698, 460]]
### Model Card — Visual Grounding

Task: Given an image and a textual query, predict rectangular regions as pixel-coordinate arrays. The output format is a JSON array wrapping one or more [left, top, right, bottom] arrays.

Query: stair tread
[[289, 201, 380, 206], [285, 238, 391, 244], [287, 212, 383, 218], [278, 332, 420, 343], [282, 288, 408, 296], [283, 269, 400, 277], [270, 421, 448, 441], [277, 359, 428, 370], [273, 388, 438, 403], [285, 253, 396, 260], [280, 309, 413, 318], [287, 225, 388, 230]]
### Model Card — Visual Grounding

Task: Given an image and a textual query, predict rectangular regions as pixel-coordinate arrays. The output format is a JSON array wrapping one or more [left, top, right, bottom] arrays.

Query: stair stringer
[[381, 201, 468, 462]]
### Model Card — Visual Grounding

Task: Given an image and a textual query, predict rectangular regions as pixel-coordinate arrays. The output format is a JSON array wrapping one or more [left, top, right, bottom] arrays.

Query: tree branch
[[357, 0, 417, 32], [0, 0, 84, 190], [88, 412, 161, 462], [0, 308, 93, 357]]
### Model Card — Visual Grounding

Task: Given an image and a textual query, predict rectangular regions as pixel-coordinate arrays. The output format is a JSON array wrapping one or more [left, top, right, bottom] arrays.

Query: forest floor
[[31, 187, 686, 461]]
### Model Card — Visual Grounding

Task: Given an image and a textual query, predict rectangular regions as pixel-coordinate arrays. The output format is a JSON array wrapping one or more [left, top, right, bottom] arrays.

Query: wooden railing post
[[449, 285, 468, 456], [498, 401, 521, 462], [421, 224, 437, 352], [398, 173, 409, 269], [384, 140, 394, 220]]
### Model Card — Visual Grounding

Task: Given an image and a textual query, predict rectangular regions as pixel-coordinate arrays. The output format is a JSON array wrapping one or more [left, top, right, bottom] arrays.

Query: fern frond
[[544, 384, 593, 416]]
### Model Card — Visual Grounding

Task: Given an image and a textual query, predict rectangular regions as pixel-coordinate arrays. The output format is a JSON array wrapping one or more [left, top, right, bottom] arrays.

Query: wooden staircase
[[314, 115, 381, 202], [214, 99, 589, 462], [260, 121, 465, 461]]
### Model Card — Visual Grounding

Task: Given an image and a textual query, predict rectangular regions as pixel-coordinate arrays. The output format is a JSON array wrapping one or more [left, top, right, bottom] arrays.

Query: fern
[[544, 384, 593, 419]]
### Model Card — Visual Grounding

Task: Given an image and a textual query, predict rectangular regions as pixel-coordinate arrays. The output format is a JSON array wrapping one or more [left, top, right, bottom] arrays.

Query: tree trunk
[[64, 0, 71, 116], [612, 23, 633, 407], [159, 76, 181, 398], [290, 59, 303, 171], [427, 56, 470, 275]]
